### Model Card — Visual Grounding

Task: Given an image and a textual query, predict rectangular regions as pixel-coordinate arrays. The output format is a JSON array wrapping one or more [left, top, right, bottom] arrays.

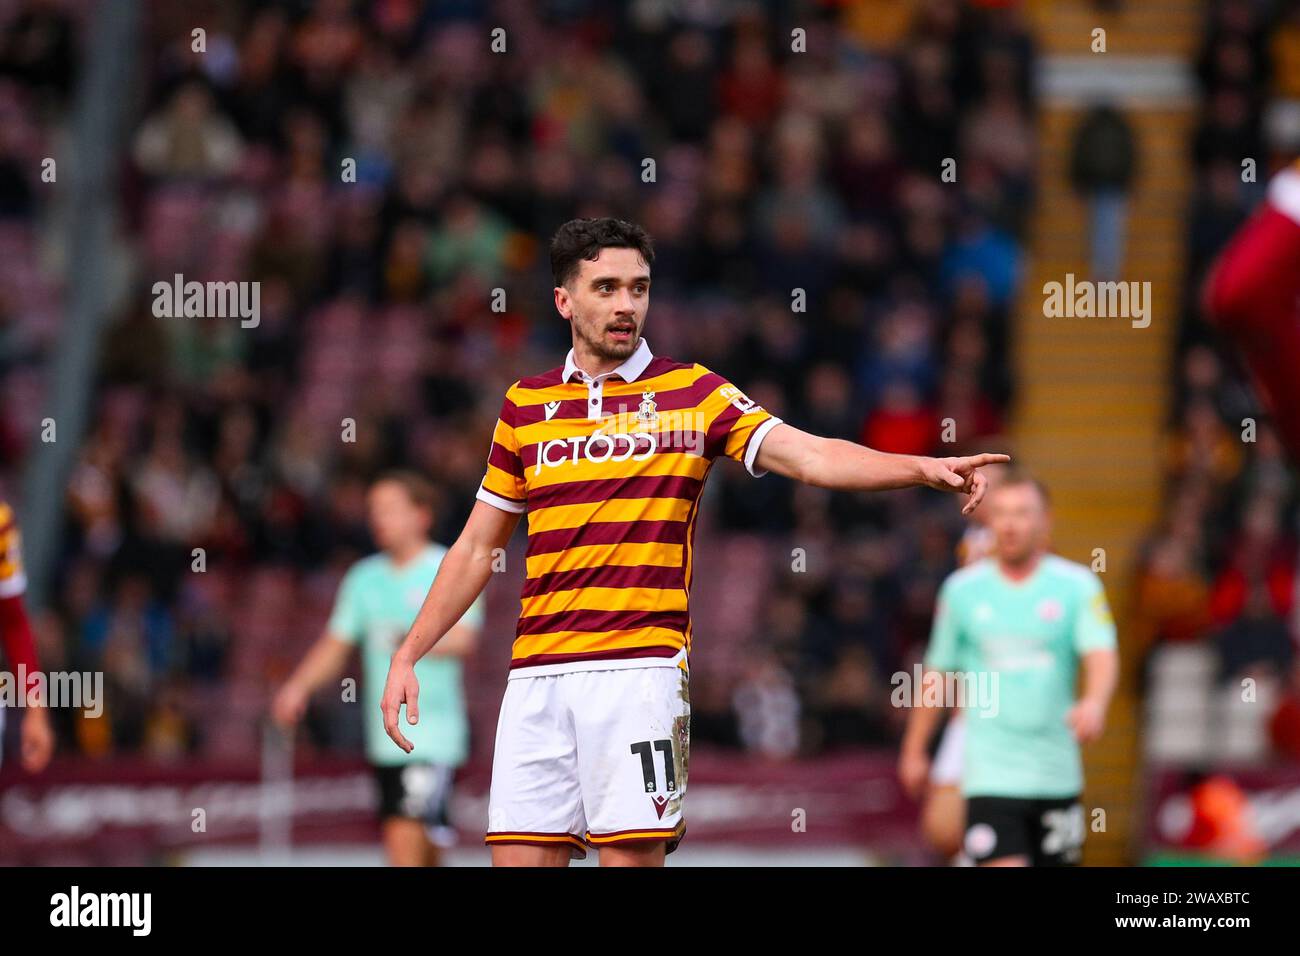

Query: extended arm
[[753, 422, 1010, 515]]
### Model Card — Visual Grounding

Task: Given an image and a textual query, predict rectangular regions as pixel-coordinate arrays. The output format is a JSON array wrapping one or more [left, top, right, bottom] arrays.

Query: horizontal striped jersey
[[476, 337, 783, 678], [0, 500, 26, 599]]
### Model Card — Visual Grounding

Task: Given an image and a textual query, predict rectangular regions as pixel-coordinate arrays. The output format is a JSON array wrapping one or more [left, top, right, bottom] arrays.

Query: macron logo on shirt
[[544, 400, 561, 421]]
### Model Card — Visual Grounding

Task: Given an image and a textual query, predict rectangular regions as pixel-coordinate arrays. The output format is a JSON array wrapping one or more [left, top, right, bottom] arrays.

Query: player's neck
[[996, 551, 1045, 583], [386, 540, 428, 568]]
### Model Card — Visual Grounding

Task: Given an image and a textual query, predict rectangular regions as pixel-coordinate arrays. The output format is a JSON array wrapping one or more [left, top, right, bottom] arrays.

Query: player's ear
[[554, 285, 572, 319]]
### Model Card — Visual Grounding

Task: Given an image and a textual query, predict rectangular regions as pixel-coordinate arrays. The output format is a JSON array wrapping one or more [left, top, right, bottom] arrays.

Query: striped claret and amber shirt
[[0, 500, 27, 599], [476, 337, 782, 678]]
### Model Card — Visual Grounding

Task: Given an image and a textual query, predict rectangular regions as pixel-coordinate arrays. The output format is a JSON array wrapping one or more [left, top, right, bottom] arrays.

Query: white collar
[[562, 336, 653, 384]]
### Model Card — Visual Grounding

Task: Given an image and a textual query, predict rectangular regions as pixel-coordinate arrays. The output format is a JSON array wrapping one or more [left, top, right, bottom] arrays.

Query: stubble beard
[[574, 313, 640, 363]]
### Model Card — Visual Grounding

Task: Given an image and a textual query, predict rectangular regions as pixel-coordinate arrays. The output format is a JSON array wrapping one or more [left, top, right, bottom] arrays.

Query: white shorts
[[485, 664, 690, 859], [930, 713, 966, 787]]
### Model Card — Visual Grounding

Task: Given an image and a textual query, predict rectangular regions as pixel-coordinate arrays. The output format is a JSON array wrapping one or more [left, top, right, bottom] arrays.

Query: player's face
[[367, 482, 431, 553], [987, 483, 1050, 565], [555, 246, 650, 362]]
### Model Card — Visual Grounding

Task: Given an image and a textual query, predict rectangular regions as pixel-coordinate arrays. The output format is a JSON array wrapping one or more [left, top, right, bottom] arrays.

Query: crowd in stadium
[[6, 0, 1030, 762], [1137, 0, 1300, 760]]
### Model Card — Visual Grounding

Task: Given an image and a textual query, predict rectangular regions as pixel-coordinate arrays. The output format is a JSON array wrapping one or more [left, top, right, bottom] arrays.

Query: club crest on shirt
[[1037, 598, 1063, 622], [636, 389, 659, 429]]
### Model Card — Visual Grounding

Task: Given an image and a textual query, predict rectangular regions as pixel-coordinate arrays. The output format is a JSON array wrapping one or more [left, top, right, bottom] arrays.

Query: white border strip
[[475, 485, 526, 514], [744, 417, 783, 478], [1040, 55, 1196, 107]]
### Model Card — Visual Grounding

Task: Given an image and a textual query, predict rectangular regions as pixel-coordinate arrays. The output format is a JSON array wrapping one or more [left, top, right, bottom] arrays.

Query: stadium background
[[1, 0, 1298, 865]]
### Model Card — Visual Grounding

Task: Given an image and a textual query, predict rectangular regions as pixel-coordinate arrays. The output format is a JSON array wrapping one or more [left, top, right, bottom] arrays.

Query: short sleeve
[[326, 565, 365, 644], [0, 502, 27, 599], [923, 577, 964, 673], [1073, 573, 1117, 654], [476, 387, 528, 513], [701, 373, 783, 477]]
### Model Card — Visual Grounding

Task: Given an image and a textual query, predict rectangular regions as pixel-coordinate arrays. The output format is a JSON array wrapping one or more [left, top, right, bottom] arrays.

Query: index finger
[[963, 453, 1011, 468]]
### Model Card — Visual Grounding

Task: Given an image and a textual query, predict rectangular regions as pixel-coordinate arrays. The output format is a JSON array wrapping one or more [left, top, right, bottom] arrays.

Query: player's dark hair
[[998, 468, 1051, 507], [373, 469, 436, 511], [550, 217, 655, 289]]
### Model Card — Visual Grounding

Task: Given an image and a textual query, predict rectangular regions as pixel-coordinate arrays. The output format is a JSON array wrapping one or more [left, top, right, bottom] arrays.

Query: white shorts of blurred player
[[485, 661, 690, 860], [930, 713, 966, 787]]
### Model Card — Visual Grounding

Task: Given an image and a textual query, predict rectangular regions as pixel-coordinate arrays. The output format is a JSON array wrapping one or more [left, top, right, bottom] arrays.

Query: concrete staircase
[[1016, 1, 1201, 864]]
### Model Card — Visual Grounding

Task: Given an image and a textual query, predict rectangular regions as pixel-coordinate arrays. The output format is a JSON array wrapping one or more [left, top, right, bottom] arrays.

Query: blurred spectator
[[82, 574, 175, 750], [1136, 533, 1211, 646], [133, 79, 245, 180], [0, 0, 75, 103], [1069, 102, 1137, 281]]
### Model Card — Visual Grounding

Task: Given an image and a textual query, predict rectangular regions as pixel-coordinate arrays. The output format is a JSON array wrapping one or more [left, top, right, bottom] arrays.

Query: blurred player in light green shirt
[[273, 471, 483, 866], [900, 473, 1118, 866], [915, 462, 1007, 865]]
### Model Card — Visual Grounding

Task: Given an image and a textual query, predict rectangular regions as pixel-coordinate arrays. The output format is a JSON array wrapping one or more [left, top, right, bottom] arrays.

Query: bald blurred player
[[273, 472, 483, 866], [0, 499, 54, 774], [912, 463, 1007, 863], [900, 474, 1118, 866], [1204, 162, 1300, 462]]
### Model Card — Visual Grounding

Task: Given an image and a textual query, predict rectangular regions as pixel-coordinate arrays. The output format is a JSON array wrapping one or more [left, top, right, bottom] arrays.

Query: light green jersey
[[326, 543, 484, 767], [923, 554, 1117, 798]]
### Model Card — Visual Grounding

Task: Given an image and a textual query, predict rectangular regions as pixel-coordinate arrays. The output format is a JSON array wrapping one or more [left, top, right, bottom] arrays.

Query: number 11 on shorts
[[630, 739, 676, 793]]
